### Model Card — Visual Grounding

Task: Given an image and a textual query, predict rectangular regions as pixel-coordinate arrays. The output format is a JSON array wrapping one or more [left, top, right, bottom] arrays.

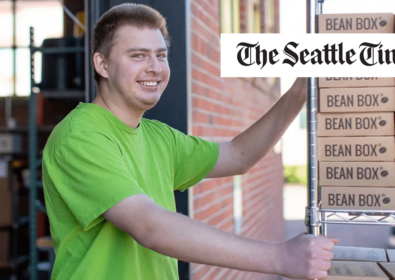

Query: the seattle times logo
[[236, 41, 391, 67], [220, 34, 395, 77]]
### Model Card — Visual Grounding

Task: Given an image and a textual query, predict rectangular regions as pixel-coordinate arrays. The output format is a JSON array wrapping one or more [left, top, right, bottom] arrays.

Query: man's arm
[[206, 78, 307, 178], [104, 194, 335, 279]]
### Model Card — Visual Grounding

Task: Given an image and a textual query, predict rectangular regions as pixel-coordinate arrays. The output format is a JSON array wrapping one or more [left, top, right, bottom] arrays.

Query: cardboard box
[[319, 13, 394, 33], [319, 88, 395, 113], [387, 250, 395, 263], [325, 261, 388, 280], [0, 231, 10, 264], [321, 187, 395, 210], [0, 178, 12, 227], [317, 113, 395, 137], [318, 137, 395, 162], [319, 78, 395, 88], [378, 263, 395, 280], [319, 162, 395, 187], [332, 246, 388, 262], [0, 134, 21, 153]]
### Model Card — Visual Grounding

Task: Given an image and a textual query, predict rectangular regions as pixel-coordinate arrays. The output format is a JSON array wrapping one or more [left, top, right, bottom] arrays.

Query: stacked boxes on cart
[[316, 245, 395, 279], [315, 12, 395, 280], [328, 246, 395, 280], [317, 13, 395, 212]]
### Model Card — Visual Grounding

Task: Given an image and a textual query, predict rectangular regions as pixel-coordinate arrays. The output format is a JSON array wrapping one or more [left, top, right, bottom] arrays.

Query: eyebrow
[[126, 47, 168, 53]]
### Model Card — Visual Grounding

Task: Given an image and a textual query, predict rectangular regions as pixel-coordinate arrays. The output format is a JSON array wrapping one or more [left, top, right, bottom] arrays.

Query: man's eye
[[157, 53, 167, 58], [132, 54, 145, 58]]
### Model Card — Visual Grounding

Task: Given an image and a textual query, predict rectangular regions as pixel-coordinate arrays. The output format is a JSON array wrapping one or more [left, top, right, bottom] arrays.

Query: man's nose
[[146, 55, 162, 74]]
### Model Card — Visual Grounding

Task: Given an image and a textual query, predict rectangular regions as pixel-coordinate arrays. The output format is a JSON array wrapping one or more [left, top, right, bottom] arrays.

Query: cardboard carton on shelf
[[321, 187, 395, 210], [319, 162, 395, 187], [0, 133, 21, 153], [319, 87, 395, 113], [319, 13, 394, 33], [318, 137, 395, 162], [387, 250, 395, 263], [317, 113, 395, 137], [379, 262, 395, 279], [332, 246, 388, 262], [325, 261, 388, 280], [319, 78, 395, 89]]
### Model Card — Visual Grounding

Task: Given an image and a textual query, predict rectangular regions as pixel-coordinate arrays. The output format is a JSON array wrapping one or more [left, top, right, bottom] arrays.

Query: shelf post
[[305, 0, 321, 236], [29, 26, 38, 280]]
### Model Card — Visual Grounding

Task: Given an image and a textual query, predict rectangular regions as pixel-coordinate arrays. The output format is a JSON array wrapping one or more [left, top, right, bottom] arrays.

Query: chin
[[141, 104, 157, 111], [139, 97, 161, 110]]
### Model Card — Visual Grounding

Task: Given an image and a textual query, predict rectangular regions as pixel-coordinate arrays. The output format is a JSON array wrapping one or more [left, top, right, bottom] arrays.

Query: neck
[[92, 84, 143, 129]]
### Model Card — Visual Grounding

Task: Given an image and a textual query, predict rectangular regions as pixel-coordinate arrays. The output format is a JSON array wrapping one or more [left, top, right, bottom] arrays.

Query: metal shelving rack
[[305, 0, 323, 237], [0, 1, 29, 277], [29, 26, 40, 280], [305, 0, 395, 239], [29, 26, 85, 280], [0, 128, 53, 280]]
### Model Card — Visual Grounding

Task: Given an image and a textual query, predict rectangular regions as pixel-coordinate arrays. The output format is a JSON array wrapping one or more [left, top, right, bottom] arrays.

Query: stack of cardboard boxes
[[317, 13, 395, 280], [318, 13, 395, 213], [379, 250, 395, 280], [318, 77, 395, 211], [322, 246, 395, 280]]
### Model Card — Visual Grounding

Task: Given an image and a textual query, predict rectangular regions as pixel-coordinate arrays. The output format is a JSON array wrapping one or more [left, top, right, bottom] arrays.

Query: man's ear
[[93, 52, 109, 79]]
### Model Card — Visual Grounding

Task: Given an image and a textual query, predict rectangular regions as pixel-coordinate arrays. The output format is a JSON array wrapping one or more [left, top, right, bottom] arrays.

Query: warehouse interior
[[0, 1, 86, 279]]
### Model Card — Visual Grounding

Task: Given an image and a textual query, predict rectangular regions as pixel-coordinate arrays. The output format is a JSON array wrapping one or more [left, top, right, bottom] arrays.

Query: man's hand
[[275, 234, 338, 279]]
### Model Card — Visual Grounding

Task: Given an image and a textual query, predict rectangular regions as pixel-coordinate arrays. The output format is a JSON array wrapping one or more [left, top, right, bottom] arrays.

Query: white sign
[[221, 34, 395, 77]]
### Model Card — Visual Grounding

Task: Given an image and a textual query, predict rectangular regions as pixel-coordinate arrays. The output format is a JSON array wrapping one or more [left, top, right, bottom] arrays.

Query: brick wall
[[190, 0, 285, 279]]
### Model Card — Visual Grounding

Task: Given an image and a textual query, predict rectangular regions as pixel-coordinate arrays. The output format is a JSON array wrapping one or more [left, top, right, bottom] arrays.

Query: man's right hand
[[274, 233, 338, 279], [104, 195, 339, 278]]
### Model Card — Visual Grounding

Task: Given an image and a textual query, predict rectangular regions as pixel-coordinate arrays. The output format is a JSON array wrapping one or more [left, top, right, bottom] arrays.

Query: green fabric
[[42, 102, 219, 280]]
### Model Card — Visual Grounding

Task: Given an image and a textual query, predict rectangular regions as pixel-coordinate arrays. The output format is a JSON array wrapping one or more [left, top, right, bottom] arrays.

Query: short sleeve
[[171, 129, 219, 192], [51, 131, 145, 231]]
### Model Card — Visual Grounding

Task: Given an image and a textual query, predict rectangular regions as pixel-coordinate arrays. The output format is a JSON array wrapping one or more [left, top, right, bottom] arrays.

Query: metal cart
[[305, 0, 395, 240]]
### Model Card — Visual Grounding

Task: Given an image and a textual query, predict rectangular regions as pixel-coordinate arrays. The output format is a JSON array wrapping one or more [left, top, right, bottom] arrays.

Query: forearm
[[106, 195, 336, 279], [232, 83, 306, 172], [146, 207, 280, 274]]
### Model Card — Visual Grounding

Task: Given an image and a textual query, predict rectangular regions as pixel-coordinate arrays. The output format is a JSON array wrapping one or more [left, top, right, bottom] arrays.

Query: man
[[43, 3, 337, 280]]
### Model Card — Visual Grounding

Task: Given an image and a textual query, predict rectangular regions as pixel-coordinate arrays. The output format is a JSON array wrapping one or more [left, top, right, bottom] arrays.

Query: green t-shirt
[[42, 102, 219, 280]]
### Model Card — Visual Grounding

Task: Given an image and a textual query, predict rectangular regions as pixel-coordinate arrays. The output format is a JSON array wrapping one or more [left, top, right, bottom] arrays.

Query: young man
[[43, 3, 337, 280]]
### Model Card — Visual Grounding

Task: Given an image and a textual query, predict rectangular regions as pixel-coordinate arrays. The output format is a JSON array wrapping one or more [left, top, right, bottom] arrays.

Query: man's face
[[105, 25, 170, 110]]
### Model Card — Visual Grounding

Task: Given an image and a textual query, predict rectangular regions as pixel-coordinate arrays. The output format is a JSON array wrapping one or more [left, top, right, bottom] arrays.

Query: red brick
[[194, 265, 215, 280], [198, 57, 220, 77], [194, 183, 233, 206], [193, 179, 222, 195], [205, 206, 234, 227], [212, 116, 244, 127], [190, 0, 284, 278], [194, 192, 233, 215], [194, 0, 219, 23], [192, 96, 216, 112], [192, 110, 210, 124], [191, 16, 219, 44], [192, 81, 209, 97]]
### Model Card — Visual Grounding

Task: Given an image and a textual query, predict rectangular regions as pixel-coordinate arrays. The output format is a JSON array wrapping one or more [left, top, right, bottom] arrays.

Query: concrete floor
[[282, 184, 394, 280]]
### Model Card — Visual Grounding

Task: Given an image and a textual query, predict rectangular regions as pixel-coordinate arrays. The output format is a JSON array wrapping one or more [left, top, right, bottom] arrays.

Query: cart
[[305, 0, 395, 241]]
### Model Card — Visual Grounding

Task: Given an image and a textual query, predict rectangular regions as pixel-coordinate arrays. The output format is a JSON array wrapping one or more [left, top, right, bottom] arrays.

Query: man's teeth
[[138, 81, 158, 86]]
